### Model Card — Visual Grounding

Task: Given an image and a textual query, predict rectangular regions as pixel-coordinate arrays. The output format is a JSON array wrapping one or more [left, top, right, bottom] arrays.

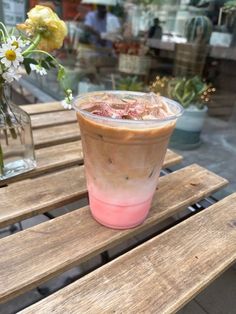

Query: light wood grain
[[0, 164, 228, 303], [0, 166, 87, 228], [34, 141, 83, 174], [2, 121, 80, 150], [20, 193, 236, 314], [163, 149, 183, 168], [31, 110, 77, 129], [0, 142, 83, 186], [0, 148, 182, 186], [20, 102, 64, 115], [0, 149, 182, 224], [33, 123, 80, 149]]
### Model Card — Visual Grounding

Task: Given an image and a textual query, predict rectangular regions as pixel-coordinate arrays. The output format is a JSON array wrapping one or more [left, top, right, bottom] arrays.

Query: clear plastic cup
[[73, 91, 183, 229]]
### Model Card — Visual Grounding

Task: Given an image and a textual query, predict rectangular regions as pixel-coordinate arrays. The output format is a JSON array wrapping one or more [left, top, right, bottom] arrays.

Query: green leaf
[[24, 58, 38, 65], [190, 76, 206, 95], [174, 80, 186, 98], [23, 58, 38, 75], [57, 66, 65, 81], [44, 56, 56, 68], [41, 60, 50, 70], [182, 90, 196, 107], [49, 61, 56, 68], [45, 55, 54, 62], [23, 63, 31, 75]]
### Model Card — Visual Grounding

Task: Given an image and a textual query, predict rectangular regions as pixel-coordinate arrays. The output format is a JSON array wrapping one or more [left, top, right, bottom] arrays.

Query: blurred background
[[0, 0, 235, 154], [0, 0, 235, 117]]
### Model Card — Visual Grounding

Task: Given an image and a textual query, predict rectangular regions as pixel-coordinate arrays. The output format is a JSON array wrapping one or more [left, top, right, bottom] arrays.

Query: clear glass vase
[[0, 84, 36, 180]]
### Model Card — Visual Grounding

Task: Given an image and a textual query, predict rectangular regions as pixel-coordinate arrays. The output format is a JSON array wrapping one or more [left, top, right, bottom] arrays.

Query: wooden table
[[0, 102, 235, 313]]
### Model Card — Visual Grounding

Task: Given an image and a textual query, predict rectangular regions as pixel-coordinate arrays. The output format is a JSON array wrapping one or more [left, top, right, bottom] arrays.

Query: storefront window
[[5, 0, 235, 173]]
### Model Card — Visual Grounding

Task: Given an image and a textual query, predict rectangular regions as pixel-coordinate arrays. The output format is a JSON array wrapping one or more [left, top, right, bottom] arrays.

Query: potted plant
[[174, 15, 212, 77], [117, 75, 145, 91], [150, 76, 215, 149]]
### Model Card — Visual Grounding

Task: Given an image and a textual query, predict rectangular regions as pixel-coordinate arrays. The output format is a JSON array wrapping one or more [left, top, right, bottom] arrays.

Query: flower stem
[[0, 29, 6, 43], [6, 115, 17, 139], [0, 85, 18, 142], [0, 22, 9, 38], [23, 49, 68, 96], [22, 34, 41, 56], [25, 49, 61, 67]]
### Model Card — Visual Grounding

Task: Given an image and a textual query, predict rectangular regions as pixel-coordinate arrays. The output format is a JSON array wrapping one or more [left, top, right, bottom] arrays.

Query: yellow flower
[[17, 5, 67, 52]]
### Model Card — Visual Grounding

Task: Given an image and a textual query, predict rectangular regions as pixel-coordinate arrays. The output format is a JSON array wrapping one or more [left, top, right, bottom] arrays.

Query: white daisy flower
[[6, 36, 29, 49], [61, 99, 72, 110], [0, 43, 23, 68], [30, 64, 47, 76], [2, 68, 21, 83], [61, 90, 73, 110]]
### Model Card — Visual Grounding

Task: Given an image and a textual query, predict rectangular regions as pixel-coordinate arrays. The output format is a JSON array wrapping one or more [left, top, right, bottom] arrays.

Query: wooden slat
[[20, 102, 64, 115], [163, 149, 183, 168], [20, 193, 236, 314], [35, 141, 82, 173], [0, 166, 87, 228], [0, 142, 83, 186], [0, 146, 181, 186], [0, 164, 228, 303], [31, 110, 77, 129], [0, 149, 183, 223], [33, 123, 80, 149], [2, 121, 80, 150]]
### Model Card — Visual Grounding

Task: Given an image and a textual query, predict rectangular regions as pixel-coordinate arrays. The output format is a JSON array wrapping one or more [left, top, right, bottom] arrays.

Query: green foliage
[[57, 65, 66, 81], [23, 55, 56, 75], [42, 56, 56, 69], [117, 76, 145, 92], [0, 22, 8, 43], [223, 0, 236, 13], [22, 58, 38, 75], [150, 76, 169, 97], [169, 76, 210, 108], [150, 76, 214, 109]]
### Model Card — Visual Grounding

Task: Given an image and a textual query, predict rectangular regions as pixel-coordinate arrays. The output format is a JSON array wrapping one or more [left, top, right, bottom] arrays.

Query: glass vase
[[0, 84, 36, 180]]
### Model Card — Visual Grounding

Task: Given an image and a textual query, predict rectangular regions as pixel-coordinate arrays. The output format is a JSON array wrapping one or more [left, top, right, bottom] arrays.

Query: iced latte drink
[[74, 91, 183, 229]]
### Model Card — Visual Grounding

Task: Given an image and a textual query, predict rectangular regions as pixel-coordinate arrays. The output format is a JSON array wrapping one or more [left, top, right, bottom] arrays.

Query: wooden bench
[[20, 193, 236, 314], [0, 102, 235, 313]]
